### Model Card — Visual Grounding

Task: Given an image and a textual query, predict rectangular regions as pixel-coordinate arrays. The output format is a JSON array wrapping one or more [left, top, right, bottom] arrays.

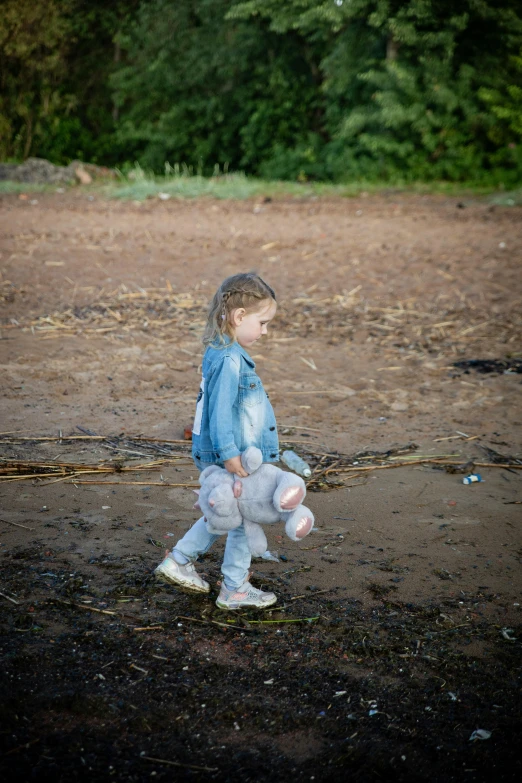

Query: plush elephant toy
[[194, 446, 315, 557]]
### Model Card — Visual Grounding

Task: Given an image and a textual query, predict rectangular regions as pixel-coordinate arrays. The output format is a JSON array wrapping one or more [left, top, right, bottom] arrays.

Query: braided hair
[[203, 272, 276, 346]]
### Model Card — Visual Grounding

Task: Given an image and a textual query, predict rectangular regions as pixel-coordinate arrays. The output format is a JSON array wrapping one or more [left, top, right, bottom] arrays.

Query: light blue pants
[[172, 462, 251, 590]]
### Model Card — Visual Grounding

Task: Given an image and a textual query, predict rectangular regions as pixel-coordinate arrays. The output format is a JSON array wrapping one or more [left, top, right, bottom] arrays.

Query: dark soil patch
[[1, 553, 520, 782]]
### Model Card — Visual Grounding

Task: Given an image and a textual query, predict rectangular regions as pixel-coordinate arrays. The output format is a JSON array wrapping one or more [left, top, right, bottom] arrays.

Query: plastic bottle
[[462, 474, 482, 484], [281, 450, 312, 478]]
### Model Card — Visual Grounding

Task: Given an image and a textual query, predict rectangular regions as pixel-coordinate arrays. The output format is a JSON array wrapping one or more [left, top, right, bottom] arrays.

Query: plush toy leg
[[273, 473, 306, 512], [284, 505, 314, 542], [243, 519, 268, 558]]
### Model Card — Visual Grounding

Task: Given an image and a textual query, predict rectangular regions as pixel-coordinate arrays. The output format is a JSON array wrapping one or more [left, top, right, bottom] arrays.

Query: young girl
[[155, 272, 279, 609]]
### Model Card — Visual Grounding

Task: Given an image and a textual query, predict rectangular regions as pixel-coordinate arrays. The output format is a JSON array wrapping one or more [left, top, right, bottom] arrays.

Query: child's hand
[[224, 456, 248, 477]]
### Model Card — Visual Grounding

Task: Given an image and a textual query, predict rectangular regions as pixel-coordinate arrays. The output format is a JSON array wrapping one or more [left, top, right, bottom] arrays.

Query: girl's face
[[231, 299, 277, 348]]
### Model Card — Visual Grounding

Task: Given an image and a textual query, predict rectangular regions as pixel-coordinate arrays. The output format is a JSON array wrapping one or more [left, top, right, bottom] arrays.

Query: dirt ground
[[0, 189, 521, 781]]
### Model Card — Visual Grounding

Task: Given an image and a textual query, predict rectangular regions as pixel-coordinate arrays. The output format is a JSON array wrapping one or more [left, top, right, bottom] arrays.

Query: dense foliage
[[1, 0, 521, 183]]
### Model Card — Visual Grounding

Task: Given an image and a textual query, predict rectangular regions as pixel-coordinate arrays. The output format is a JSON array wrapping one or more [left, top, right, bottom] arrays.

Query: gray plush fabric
[[195, 447, 315, 556]]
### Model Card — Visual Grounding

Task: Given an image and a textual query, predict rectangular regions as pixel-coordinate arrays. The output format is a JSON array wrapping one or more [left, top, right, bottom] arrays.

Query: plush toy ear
[[199, 465, 222, 483], [241, 446, 263, 474]]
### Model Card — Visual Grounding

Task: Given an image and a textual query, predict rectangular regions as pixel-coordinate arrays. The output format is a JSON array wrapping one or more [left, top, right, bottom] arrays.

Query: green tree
[[0, 0, 74, 159], [479, 48, 522, 140], [32, 1, 141, 165], [230, 0, 522, 182], [2, 0, 520, 181], [111, 0, 325, 175], [0, 0, 140, 164]]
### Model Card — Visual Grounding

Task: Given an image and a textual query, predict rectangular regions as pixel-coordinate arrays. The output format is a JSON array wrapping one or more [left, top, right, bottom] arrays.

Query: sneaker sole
[[154, 568, 210, 594], [215, 595, 277, 610]]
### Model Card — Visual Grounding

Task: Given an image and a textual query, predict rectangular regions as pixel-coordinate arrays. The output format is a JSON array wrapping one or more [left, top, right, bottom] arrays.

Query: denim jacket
[[191, 338, 279, 467]]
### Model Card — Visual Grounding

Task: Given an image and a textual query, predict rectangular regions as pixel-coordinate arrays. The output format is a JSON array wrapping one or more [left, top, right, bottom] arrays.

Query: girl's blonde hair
[[203, 272, 276, 346]]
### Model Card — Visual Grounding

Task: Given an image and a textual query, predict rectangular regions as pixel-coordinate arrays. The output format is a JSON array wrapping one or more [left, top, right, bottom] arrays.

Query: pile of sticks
[[0, 431, 197, 487], [0, 457, 197, 487], [298, 441, 522, 492], [1, 433, 520, 491]]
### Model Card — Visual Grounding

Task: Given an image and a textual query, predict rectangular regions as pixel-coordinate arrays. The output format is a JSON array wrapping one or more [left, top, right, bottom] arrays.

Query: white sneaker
[[216, 581, 277, 610], [154, 554, 210, 594]]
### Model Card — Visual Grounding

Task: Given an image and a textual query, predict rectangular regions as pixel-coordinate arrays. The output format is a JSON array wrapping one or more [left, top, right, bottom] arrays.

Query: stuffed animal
[[194, 446, 314, 557]]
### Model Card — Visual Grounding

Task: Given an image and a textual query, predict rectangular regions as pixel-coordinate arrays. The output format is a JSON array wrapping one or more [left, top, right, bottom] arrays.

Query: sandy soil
[[0, 189, 521, 781]]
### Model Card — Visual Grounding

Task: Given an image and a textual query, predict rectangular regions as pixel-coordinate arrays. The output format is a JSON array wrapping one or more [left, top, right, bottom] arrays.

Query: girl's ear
[[230, 307, 246, 326]]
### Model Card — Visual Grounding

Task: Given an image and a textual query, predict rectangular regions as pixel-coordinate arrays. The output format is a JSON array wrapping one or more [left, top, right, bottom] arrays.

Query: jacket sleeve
[[206, 354, 241, 462]]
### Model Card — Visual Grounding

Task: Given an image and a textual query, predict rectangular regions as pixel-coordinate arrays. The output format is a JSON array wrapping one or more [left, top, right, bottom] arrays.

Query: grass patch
[[1, 163, 519, 203], [101, 169, 502, 202], [102, 167, 363, 201], [0, 181, 56, 194], [489, 187, 522, 206]]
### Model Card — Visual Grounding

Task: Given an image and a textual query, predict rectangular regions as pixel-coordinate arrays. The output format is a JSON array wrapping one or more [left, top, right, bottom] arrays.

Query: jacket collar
[[235, 342, 255, 368], [211, 335, 256, 368]]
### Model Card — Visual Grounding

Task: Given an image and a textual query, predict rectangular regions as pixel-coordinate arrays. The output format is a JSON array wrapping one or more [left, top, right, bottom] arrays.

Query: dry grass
[[2, 283, 520, 358]]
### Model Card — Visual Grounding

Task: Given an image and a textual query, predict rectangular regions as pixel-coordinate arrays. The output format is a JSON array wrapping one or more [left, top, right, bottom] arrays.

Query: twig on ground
[[4, 738, 40, 756], [280, 424, 322, 432], [130, 663, 149, 674], [321, 459, 522, 473], [0, 435, 106, 442], [53, 598, 146, 624], [0, 518, 35, 531], [140, 755, 218, 772], [177, 614, 248, 632], [64, 480, 199, 487], [279, 588, 334, 608], [0, 590, 20, 605], [53, 599, 118, 616], [0, 434, 190, 444], [246, 616, 319, 624]]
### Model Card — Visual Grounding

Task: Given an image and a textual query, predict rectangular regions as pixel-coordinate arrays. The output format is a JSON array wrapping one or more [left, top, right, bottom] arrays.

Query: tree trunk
[[112, 39, 121, 122], [23, 113, 33, 159], [387, 34, 399, 61]]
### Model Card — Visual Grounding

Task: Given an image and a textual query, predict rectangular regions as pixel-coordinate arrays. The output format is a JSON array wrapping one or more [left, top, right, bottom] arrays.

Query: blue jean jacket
[[191, 338, 279, 466]]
